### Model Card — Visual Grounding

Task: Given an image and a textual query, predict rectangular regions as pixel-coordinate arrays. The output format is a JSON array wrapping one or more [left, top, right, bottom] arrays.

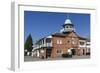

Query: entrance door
[[71, 49, 76, 55], [83, 49, 85, 55], [46, 49, 52, 58]]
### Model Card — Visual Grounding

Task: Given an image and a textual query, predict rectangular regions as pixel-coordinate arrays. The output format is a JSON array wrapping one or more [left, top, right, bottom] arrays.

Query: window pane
[[80, 42, 84, 45]]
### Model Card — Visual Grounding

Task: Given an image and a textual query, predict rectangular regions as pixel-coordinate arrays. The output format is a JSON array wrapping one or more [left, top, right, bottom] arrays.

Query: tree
[[24, 34, 33, 55]]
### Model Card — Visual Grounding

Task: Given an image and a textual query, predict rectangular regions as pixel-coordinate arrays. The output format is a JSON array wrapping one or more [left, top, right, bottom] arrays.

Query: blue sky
[[24, 11, 90, 43]]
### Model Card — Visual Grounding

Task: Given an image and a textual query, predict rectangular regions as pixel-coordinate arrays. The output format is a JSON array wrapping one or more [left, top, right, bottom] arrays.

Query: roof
[[64, 19, 72, 24], [63, 19, 74, 27], [78, 36, 90, 41], [79, 37, 87, 40], [52, 32, 90, 41], [46, 35, 52, 38], [52, 32, 72, 37], [35, 35, 52, 44]]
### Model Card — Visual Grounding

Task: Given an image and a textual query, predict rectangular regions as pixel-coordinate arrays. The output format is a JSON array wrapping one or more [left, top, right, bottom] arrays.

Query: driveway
[[24, 55, 90, 62]]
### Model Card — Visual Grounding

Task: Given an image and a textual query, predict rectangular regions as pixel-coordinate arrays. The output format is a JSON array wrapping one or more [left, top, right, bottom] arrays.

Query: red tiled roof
[[52, 31, 90, 41]]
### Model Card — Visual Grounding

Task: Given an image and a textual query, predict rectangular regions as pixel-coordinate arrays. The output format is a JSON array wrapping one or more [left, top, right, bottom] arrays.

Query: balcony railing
[[46, 43, 52, 47], [34, 43, 52, 49], [86, 45, 90, 48], [79, 45, 86, 48], [86, 42, 90, 45]]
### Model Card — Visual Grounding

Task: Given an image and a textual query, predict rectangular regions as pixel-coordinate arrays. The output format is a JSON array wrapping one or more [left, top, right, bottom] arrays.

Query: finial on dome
[[67, 14, 69, 19], [64, 14, 72, 24], [64, 19, 72, 24]]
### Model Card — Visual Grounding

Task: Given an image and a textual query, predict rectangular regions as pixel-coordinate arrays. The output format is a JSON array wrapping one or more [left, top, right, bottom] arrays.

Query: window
[[57, 40, 59, 44], [67, 40, 72, 44], [57, 40, 62, 44], [67, 40, 70, 43], [72, 38, 74, 40], [46, 38, 51, 43], [67, 40, 76, 45], [41, 50, 44, 53], [70, 26, 72, 28], [72, 40, 75, 44], [60, 40, 62, 44], [80, 42, 84, 45], [86, 48, 90, 53], [66, 26, 69, 28]]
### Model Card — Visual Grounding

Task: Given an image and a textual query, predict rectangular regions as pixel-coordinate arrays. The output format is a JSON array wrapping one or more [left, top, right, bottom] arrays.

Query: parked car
[[62, 53, 72, 58], [86, 52, 90, 55]]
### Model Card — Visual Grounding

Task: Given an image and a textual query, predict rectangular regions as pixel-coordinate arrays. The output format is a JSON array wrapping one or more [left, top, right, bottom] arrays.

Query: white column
[[44, 38, 46, 47]]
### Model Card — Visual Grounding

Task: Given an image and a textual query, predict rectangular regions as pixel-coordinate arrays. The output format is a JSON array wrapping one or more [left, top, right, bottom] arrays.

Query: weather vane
[[67, 14, 70, 19]]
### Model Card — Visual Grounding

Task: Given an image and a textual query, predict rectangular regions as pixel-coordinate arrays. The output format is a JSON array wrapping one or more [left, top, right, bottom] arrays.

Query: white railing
[[41, 42, 52, 47], [34, 45, 40, 49], [33, 42, 52, 49], [43, 44, 46, 47], [86, 45, 90, 48], [79, 45, 86, 48], [86, 42, 90, 45], [46, 43, 52, 47]]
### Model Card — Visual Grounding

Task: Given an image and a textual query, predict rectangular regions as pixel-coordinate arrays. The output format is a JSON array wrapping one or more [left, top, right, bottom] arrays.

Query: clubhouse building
[[31, 18, 90, 59]]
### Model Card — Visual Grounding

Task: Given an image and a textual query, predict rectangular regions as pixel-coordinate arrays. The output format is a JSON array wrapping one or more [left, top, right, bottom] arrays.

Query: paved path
[[24, 55, 90, 62]]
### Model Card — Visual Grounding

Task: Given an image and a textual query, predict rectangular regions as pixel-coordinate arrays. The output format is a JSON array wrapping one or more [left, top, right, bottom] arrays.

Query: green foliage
[[24, 34, 33, 52]]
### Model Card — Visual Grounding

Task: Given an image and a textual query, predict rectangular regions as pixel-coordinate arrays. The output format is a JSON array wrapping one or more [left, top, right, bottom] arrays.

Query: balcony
[[34, 42, 52, 49], [86, 42, 90, 45], [46, 43, 52, 47], [79, 45, 86, 48], [41, 43, 52, 47], [86, 45, 90, 48]]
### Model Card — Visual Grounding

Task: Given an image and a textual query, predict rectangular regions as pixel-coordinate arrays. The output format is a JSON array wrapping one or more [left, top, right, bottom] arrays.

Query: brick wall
[[51, 32, 81, 58]]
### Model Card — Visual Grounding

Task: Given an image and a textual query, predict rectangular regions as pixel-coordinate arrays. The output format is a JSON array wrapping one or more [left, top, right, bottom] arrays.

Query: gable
[[67, 32, 79, 38]]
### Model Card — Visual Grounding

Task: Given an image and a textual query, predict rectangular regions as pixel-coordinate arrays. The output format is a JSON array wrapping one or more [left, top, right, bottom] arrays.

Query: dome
[[64, 19, 72, 24]]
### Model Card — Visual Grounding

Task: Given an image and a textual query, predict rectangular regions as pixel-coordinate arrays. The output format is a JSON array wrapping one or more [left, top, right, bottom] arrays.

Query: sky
[[24, 11, 90, 43]]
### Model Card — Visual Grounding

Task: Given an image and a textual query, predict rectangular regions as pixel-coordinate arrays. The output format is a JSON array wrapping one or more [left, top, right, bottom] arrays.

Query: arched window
[[57, 40, 62, 44], [65, 25, 69, 28]]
